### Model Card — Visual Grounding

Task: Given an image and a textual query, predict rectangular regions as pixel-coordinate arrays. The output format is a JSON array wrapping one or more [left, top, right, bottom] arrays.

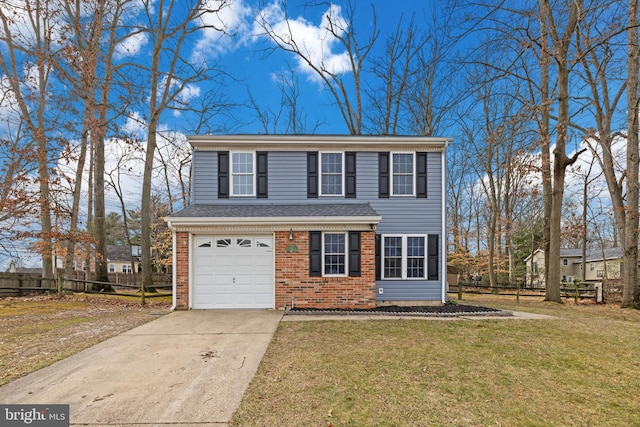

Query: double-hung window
[[392, 153, 415, 196], [320, 152, 344, 196], [231, 152, 255, 196], [382, 235, 426, 279], [323, 232, 347, 276]]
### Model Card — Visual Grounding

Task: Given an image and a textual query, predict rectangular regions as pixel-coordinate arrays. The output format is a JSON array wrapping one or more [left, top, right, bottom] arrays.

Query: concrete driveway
[[0, 310, 283, 426]]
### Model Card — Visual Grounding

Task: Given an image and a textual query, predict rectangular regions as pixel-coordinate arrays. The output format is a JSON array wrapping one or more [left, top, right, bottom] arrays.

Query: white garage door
[[193, 235, 274, 309]]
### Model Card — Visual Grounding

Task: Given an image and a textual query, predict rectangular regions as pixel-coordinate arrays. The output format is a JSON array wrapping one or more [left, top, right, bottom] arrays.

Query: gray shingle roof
[[560, 248, 584, 258], [169, 203, 380, 218], [585, 247, 623, 262]]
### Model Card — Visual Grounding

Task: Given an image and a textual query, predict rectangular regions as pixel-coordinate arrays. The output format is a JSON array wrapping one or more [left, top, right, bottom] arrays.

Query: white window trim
[[319, 152, 345, 197], [381, 234, 427, 280], [391, 152, 416, 196], [109, 263, 115, 273], [230, 151, 256, 197], [322, 232, 348, 277], [122, 264, 132, 273]]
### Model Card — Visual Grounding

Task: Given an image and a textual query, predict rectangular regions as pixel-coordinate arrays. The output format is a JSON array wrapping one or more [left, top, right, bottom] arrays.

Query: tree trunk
[[622, 0, 640, 308]]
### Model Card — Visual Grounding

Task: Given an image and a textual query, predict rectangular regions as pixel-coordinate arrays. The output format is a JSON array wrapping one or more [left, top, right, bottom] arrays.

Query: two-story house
[[525, 247, 626, 285], [165, 135, 450, 310]]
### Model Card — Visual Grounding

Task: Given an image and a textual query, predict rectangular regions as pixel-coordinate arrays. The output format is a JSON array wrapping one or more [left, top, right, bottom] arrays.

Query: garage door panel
[[193, 234, 274, 309]]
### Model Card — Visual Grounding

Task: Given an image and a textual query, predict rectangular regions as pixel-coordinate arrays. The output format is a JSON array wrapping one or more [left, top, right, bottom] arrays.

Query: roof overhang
[[165, 216, 382, 233], [188, 134, 452, 152], [165, 203, 382, 233]]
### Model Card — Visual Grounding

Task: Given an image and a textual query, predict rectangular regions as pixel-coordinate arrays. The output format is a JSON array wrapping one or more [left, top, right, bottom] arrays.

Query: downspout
[[441, 141, 450, 304]]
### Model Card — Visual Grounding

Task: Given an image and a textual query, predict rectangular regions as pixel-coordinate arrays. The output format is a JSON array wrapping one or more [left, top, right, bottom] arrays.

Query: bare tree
[[0, 122, 35, 257], [0, 0, 60, 282], [248, 64, 322, 134], [256, 1, 378, 135], [623, 0, 639, 307], [365, 15, 424, 135], [136, 0, 227, 300], [53, 0, 137, 289]]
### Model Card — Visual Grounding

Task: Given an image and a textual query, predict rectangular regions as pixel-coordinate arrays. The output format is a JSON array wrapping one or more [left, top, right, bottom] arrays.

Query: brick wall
[[175, 232, 189, 310], [274, 230, 376, 309]]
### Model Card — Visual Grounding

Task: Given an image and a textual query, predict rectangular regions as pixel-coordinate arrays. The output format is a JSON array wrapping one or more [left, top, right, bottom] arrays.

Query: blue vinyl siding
[[192, 150, 217, 204], [191, 148, 444, 302]]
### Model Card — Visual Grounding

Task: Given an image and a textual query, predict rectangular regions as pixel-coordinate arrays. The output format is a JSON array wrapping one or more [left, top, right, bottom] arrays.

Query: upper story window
[[562, 258, 568, 266], [231, 152, 255, 196], [320, 152, 344, 196], [392, 153, 415, 196]]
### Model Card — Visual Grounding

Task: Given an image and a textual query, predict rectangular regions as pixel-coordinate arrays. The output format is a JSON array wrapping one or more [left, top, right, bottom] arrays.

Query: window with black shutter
[[309, 231, 322, 276], [348, 231, 361, 277], [218, 151, 229, 199], [379, 152, 390, 198], [417, 152, 428, 198], [428, 234, 439, 280], [256, 151, 268, 198], [307, 152, 319, 198], [345, 152, 357, 198]]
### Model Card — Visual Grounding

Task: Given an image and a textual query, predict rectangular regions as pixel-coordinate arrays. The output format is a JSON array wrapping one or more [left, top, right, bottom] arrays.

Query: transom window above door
[[320, 152, 344, 196], [231, 152, 255, 196]]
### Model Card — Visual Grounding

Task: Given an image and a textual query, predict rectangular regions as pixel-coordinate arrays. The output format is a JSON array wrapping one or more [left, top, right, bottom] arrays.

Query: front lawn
[[232, 295, 640, 426]]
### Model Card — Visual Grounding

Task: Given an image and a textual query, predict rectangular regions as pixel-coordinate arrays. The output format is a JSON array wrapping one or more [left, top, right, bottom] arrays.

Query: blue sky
[[172, 0, 446, 135]]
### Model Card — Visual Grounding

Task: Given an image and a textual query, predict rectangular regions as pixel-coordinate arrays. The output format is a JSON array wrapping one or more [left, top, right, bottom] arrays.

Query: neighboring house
[[526, 247, 625, 285], [54, 245, 140, 274], [106, 245, 141, 274], [5, 261, 41, 274], [165, 135, 450, 310], [584, 247, 623, 281]]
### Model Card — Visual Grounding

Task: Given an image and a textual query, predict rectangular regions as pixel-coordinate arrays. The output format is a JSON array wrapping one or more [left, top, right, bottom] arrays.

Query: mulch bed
[[286, 304, 511, 317]]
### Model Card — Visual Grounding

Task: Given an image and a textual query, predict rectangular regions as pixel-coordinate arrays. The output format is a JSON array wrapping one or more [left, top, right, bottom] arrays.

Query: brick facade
[[175, 231, 189, 310], [173, 229, 377, 310], [274, 230, 376, 309]]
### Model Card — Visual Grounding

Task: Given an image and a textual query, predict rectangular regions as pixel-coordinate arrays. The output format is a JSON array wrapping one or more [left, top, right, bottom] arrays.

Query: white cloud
[[255, 2, 351, 82], [192, 0, 253, 62], [0, 75, 21, 133], [114, 31, 148, 60], [120, 111, 147, 139]]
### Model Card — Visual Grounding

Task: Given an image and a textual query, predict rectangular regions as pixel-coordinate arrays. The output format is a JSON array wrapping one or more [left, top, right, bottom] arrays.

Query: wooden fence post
[[57, 273, 63, 298]]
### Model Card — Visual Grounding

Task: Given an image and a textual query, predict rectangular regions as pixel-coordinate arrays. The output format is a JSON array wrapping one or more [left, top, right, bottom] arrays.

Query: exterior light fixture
[[289, 229, 294, 241]]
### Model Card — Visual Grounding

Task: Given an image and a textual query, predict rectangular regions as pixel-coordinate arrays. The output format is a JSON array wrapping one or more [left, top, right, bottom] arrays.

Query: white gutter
[[441, 140, 450, 303], [165, 215, 382, 228], [189, 134, 454, 147]]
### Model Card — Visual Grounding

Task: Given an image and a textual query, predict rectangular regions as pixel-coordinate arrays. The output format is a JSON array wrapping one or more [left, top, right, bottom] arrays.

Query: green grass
[[232, 295, 640, 426]]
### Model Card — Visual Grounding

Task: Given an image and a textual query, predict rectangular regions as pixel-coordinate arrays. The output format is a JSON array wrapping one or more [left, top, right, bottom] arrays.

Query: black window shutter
[[309, 231, 322, 276], [417, 152, 428, 198], [218, 151, 229, 199], [379, 152, 390, 198], [345, 152, 357, 198], [428, 234, 439, 280], [257, 151, 268, 198], [348, 231, 361, 277], [375, 234, 381, 280], [308, 152, 319, 198]]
